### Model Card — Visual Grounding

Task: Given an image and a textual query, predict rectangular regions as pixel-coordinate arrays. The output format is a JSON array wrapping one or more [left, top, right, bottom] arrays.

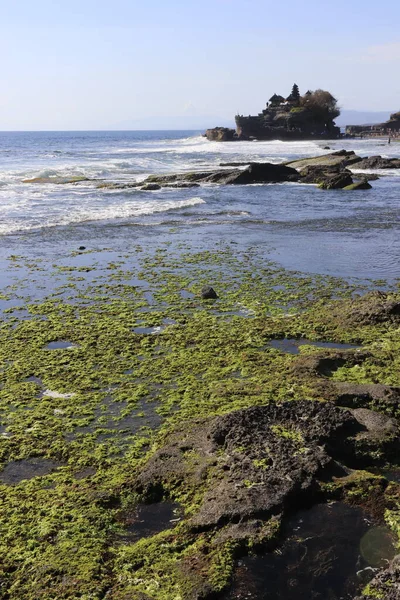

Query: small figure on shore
[[388, 137, 391, 144]]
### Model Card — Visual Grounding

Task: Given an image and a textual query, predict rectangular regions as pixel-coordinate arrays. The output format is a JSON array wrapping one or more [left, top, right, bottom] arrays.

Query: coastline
[[0, 132, 400, 598]]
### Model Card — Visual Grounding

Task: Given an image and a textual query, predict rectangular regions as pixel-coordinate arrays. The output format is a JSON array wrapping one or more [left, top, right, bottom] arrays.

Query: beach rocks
[[142, 163, 299, 188], [343, 180, 372, 190], [286, 150, 363, 170], [354, 155, 400, 169], [205, 127, 237, 142], [135, 401, 368, 531], [318, 171, 354, 189], [140, 183, 161, 191], [201, 286, 218, 299]]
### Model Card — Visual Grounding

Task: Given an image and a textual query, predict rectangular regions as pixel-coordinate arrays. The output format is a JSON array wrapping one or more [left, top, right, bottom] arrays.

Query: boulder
[[205, 127, 236, 142], [354, 155, 400, 169], [318, 172, 354, 189], [135, 401, 362, 530], [201, 286, 218, 299]]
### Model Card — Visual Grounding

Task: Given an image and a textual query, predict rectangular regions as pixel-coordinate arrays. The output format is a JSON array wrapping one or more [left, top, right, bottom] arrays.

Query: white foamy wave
[[0, 197, 206, 235]]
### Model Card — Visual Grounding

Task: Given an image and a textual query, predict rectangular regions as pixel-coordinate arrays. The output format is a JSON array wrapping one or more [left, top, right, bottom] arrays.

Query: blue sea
[[0, 130, 399, 280]]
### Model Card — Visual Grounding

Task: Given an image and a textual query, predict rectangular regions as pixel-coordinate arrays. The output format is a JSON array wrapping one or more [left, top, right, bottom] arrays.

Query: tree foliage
[[300, 89, 340, 120]]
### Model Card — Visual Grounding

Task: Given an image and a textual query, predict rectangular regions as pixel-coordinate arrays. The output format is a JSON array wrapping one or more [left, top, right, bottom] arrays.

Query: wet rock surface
[[354, 155, 400, 169], [143, 162, 299, 187], [136, 401, 369, 531]]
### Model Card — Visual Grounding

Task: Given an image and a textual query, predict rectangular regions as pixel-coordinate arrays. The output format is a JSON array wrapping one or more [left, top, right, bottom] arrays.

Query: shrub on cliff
[[301, 89, 340, 120]]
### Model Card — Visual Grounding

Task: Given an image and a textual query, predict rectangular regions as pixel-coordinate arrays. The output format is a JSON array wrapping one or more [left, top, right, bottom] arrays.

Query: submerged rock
[[23, 176, 90, 184]]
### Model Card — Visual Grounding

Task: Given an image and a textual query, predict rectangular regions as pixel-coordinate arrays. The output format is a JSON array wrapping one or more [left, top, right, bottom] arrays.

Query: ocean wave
[[0, 197, 206, 236]]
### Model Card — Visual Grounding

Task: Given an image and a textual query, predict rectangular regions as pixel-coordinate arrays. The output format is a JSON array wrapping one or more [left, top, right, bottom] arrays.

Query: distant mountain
[[336, 110, 394, 127], [112, 115, 235, 131]]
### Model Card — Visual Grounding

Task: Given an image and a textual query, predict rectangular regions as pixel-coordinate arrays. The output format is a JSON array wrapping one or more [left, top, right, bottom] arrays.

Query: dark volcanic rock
[[136, 401, 364, 530], [205, 127, 236, 142], [143, 163, 299, 187], [318, 171, 354, 189], [140, 183, 161, 191], [354, 554, 400, 599], [354, 155, 400, 169], [286, 150, 362, 170], [201, 286, 218, 300]]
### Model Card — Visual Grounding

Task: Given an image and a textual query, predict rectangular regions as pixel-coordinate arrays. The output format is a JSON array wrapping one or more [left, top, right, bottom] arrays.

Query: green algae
[[0, 244, 400, 598]]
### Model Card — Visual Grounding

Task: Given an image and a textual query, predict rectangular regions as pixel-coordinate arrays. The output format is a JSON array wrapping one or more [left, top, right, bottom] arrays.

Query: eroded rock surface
[[136, 401, 370, 531]]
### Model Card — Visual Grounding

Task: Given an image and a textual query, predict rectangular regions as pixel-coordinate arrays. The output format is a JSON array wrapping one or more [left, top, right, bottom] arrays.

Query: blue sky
[[0, 0, 399, 129]]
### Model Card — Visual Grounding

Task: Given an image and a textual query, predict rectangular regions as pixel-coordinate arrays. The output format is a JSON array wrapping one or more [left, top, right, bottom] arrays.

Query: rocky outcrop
[[352, 155, 400, 169], [134, 400, 396, 531], [143, 163, 299, 187], [318, 171, 354, 189], [286, 150, 363, 170], [205, 127, 236, 142]]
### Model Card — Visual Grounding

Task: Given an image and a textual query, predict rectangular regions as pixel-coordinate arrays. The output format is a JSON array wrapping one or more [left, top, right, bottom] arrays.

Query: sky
[[0, 0, 399, 130]]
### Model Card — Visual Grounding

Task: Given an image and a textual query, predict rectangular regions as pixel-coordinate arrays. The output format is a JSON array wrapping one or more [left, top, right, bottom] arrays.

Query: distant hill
[[336, 110, 394, 127]]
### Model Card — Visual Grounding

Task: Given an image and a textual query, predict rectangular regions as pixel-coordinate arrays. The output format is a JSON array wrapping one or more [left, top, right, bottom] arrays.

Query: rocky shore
[[115, 150, 398, 192], [0, 239, 400, 599]]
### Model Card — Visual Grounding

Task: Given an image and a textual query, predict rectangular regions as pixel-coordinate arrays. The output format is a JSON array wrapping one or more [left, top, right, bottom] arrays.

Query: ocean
[[0, 130, 399, 280]]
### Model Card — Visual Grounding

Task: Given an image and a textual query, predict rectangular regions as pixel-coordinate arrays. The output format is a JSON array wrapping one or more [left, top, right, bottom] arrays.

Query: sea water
[[0, 130, 399, 280]]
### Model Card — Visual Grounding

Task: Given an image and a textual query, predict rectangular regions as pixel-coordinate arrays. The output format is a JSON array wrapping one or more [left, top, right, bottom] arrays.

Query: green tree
[[300, 89, 340, 120]]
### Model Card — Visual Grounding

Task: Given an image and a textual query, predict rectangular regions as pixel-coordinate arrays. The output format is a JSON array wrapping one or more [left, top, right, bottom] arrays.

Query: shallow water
[[224, 502, 396, 600], [0, 458, 62, 485], [117, 501, 182, 542], [268, 338, 361, 354]]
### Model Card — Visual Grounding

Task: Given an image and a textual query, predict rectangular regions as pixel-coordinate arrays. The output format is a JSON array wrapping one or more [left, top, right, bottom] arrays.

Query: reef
[[0, 245, 400, 599]]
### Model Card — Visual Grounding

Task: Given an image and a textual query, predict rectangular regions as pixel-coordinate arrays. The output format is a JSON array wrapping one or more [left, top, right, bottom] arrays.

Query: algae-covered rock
[[343, 181, 372, 190], [286, 150, 362, 170], [318, 172, 354, 189], [355, 155, 400, 170], [136, 401, 363, 530], [23, 175, 90, 184]]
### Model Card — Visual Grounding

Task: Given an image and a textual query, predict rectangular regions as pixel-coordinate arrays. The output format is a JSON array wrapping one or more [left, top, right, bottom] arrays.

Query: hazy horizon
[[1, 0, 399, 131]]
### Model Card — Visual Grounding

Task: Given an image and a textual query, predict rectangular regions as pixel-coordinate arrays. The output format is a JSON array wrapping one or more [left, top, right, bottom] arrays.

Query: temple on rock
[[206, 84, 341, 141]]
